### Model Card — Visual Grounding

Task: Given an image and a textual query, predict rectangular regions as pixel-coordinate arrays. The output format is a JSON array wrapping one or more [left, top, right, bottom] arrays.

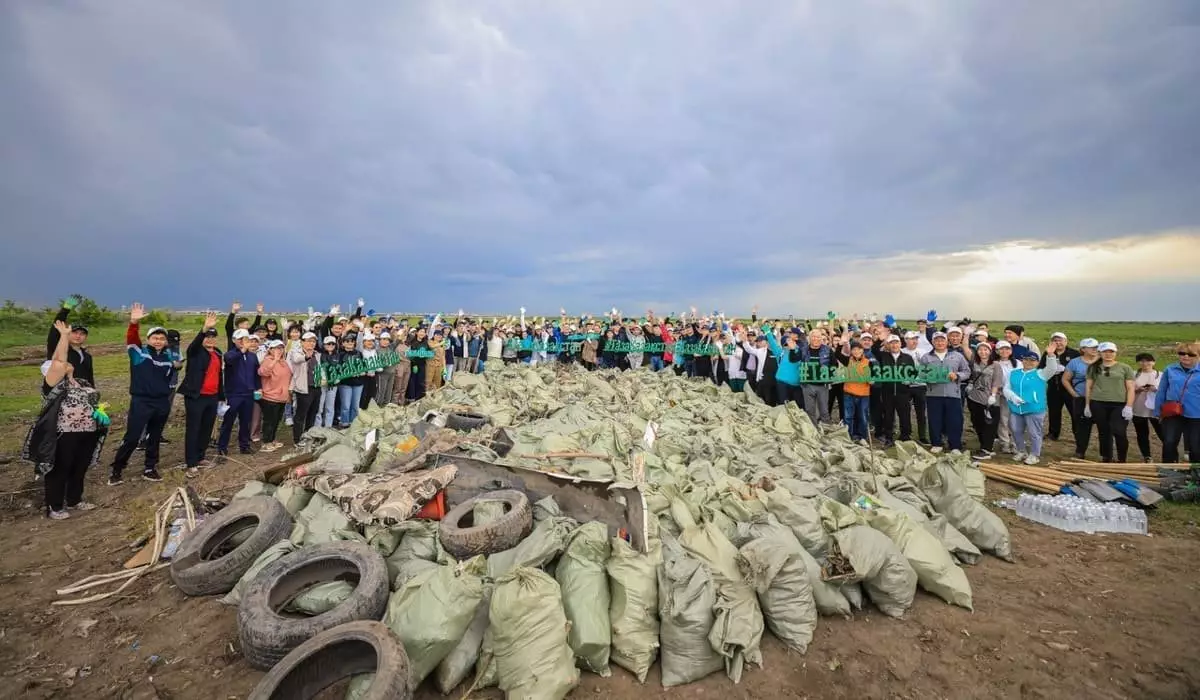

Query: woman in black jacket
[[406, 327, 431, 402]]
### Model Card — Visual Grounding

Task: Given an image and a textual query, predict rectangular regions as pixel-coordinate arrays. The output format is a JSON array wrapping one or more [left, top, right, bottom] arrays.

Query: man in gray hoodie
[[919, 331, 971, 453]]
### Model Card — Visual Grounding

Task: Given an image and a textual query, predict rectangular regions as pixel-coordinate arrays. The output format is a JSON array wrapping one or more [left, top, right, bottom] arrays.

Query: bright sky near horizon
[[2, 1, 1198, 320]]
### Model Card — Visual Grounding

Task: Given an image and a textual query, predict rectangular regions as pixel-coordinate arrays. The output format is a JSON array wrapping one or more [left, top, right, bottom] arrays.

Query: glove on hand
[[884, 314, 896, 327], [1121, 406, 1133, 421], [987, 394, 997, 406], [1083, 405, 1092, 418], [926, 309, 938, 322]]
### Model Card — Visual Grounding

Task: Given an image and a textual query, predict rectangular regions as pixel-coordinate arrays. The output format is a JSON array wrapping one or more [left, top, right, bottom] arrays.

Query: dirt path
[[0, 343, 125, 368]]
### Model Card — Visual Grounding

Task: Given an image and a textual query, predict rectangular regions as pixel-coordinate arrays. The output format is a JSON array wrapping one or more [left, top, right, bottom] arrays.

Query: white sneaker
[[1013, 452, 1027, 462], [950, 449, 963, 456], [285, 417, 294, 426], [1024, 455, 1040, 465], [48, 509, 70, 520], [930, 446, 944, 454]]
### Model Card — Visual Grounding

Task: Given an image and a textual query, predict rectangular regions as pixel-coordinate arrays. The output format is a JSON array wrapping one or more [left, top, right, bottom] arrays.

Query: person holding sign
[[919, 331, 971, 453]]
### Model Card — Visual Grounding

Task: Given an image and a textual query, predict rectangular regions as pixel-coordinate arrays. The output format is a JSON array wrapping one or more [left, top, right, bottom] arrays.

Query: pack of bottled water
[[1009, 494, 1148, 535]]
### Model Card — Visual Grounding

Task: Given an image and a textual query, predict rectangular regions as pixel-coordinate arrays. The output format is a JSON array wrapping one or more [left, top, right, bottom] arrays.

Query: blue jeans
[[319, 386, 337, 427], [650, 356, 664, 372], [338, 384, 363, 426], [844, 394, 870, 441]]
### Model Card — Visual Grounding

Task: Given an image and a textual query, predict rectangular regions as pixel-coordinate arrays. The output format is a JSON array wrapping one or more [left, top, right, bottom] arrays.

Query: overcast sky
[[2, 1, 1198, 320]]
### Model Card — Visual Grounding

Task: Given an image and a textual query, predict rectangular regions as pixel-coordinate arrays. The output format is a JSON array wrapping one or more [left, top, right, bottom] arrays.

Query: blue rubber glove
[[926, 309, 938, 322], [92, 408, 110, 427], [367, 308, 376, 317], [253, 390, 263, 401]]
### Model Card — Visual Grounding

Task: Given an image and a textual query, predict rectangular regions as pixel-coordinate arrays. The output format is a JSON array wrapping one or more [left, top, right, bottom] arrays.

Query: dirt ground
[[1, 407, 1199, 700]]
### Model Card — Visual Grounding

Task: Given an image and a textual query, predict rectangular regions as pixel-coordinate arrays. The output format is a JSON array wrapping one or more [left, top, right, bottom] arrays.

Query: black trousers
[[776, 382, 801, 408], [1091, 400, 1129, 463], [967, 400, 999, 451], [1046, 382, 1072, 440], [112, 395, 171, 475], [184, 394, 219, 467], [828, 383, 844, 419], [46, 431, 99, 512], [1071, 395, 1093, 457], [881, 390, 912, 442], [260, 400, 287, 444], [758, 377, 777, 406], [360, 375, 377, 410], [293, 391, 320, 444], [1161, 417, 1200, 464], [1131, 415, 1162, 460], [907, 386, 928, 441]]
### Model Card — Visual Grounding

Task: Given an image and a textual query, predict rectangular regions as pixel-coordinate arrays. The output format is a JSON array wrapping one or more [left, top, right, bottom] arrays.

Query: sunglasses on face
[[1180, 351, 1198, 357]]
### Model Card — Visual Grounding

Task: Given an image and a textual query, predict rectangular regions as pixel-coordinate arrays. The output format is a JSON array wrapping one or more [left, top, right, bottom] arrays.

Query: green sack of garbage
[[761, 487, 830, 557], [289, 493, 360, 546], [381, 556, 487, 684], [434, 590, 491, 694], [273, 482, 313, 515], [831, 524, 917, 618], [555, 522, 612, 676], [220, 540, 296, 606], [286, 581, 354, 615], [739, 532, 817, 653], [863, 506, 973, 610], [607, 536, 660, 683], [917, 464, 1012, 561], [488, 512, 577, 578], [489, 568, 580, 700], [736, 515, 849, 618], [384, 519, 449, 588], [232, 481, 276, 500], [657, 534, 725, 687], [678, 517, 764, 684]]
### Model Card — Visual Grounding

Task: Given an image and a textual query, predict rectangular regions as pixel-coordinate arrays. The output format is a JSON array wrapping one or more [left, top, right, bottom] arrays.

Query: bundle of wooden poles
[[980, 459, 1179, 495]]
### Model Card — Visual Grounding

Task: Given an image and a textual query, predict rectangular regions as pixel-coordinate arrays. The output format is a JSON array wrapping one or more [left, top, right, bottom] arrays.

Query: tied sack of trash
[[741, 512, 851, 618], [917, 463, 1013, 561], [607, 536, 660, 683], [555, 521, 612, 676], [857, 496, 973, 610], [657, 533, 725, 687], [675, 502, 764, 684], [273, 482, 314, 515], [381, 556, 487, 684], [821, 500, 917, 618], [286, 581, 354, 615], [490, 568, 580, 700], [488, 508, 578, 578], [232, 481, 276, 500], [289, 492, 361, 546], [738, 532, 817, 654], [220, 540, 296, 606]]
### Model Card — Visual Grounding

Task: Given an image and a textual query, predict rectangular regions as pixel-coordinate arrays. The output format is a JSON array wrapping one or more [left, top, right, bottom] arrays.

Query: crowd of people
[[21, 297, 1200, 521]]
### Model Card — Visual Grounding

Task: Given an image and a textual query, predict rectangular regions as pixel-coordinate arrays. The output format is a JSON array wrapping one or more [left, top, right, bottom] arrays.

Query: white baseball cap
[[947, 326, 963, 335], [995, 340, 1012, 349], [232, 329, 251, 340], [266, 339, 284, 348], [903, 331, 919, 339], [380, 331, 391, 339], [301, 331, 317, 340], [323, 336, 337, 345], [1051, 332, 1067, 341], [886, 334, 901, 343], [1098, 342, 1117, 352], [932, 331, 948, 339], [1079, 338, 1099, 349]]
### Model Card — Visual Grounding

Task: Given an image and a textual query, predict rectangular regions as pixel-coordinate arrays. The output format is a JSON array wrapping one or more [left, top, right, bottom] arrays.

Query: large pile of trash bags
[[226, 364, 1012, 699]]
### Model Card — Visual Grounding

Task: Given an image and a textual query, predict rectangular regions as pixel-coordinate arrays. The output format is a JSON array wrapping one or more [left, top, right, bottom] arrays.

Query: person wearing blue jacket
[[109, 304, 175, 484], [762, 324, 804, 408], [217, 328, 262, 457], [1004, 353, 1060, 465], [1155, 342, 1200, 463]]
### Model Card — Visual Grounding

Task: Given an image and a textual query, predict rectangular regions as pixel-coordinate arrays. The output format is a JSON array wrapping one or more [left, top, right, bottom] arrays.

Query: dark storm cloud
[[1, 0, 1198, 317]]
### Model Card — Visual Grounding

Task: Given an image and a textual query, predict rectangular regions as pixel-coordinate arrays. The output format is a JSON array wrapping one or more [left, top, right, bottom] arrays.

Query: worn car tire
[[238, 541, 390, 670], [439, 490, 532, 559], [247, 621, 412, 700], [444, 412, 490, 432], [170, 496, 293, 597]]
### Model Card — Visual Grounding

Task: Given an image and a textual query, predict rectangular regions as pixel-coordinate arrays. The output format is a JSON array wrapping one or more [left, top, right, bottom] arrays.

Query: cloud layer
[[2, 1, 1199, 318]]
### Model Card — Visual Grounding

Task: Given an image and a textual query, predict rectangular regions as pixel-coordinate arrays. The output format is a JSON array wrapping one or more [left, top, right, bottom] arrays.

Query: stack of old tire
[[169, 486, 533, 700]]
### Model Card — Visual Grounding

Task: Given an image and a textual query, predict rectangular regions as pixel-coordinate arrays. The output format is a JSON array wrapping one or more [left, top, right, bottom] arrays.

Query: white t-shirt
[[1133, 369, 1161, 418]]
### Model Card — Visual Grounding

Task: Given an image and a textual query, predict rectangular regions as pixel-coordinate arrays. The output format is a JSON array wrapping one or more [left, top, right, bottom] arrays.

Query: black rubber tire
[[170, 496, 294, 597], [247, 621, 412, 700], [439, 490, 532, 560], [238, 541, 390, 670], [444, 412, 490, 432]]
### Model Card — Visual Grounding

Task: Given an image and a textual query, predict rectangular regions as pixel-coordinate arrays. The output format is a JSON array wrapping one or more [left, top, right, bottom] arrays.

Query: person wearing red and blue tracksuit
[[218, 328, 262, 457], [108, 304, 175, 484]]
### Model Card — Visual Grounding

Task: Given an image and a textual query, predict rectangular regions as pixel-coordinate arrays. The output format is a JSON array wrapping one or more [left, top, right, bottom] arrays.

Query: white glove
[[520, 307, 526, 315], [1121, 406, 1133, 421], [987, 394, 997, 406], [330, 304, 340, 316], [357, 297, 365, 308], [1011, 396, 1025, 406], [1083, 405, 1092, 418]]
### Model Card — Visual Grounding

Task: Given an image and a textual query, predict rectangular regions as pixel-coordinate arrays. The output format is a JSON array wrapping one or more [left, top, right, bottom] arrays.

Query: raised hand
[[255, 302, 264, 314], [130, 302, 146, 323], [231, 300, 242, 314], [357, 297, 365, 309], [63, 295, 81, 310], [203, 311, 218, 329], [54, 319, 71, 335], [330, 304, 341, 316]]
